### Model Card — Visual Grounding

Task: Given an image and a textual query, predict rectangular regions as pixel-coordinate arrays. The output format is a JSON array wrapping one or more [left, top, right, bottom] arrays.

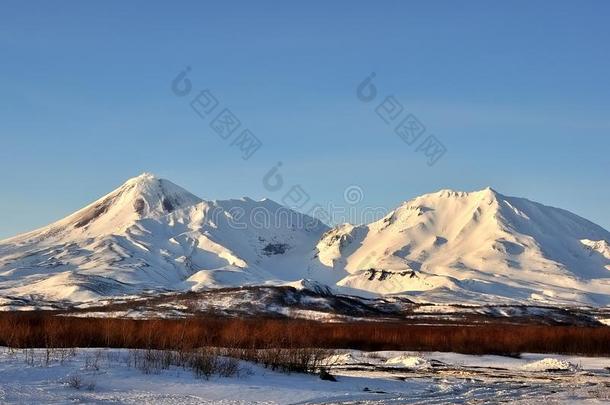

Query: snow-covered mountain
[[311, 188, 610, 306], [1, 174, 609, 307], [0, 173, 326, 303]]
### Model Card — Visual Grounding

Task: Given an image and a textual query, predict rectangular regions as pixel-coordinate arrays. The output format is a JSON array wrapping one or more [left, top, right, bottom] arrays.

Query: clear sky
[[1, 0, 609, 239]]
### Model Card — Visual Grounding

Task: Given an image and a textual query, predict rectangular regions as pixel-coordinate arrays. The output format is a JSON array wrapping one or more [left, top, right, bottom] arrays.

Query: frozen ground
[[1, 348, 609, 404]]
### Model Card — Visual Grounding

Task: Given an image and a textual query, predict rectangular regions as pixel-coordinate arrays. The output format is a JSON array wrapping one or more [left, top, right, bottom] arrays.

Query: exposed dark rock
[[434, 236, 448, 246], [366, 268, 413, 281], [133, 198, 146, 216], [74, 197, 114, 228], [162, 198, 175, 213], [262, 243, 290, 256]]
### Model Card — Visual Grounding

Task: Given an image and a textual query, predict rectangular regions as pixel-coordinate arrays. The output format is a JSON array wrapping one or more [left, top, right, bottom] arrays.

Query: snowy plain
[[1, 347, 609, 404]]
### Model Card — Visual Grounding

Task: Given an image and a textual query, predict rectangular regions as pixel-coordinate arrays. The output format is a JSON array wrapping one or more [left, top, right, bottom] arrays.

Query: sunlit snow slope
[[311, 188, 610, 305], [1, 175, 609, 306]]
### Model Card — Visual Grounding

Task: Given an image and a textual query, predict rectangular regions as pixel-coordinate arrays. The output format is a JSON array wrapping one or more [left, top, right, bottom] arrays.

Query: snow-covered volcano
[[0, 173, 326, 302], [1, 174, 609, 307], [312, 188, 610, 305]]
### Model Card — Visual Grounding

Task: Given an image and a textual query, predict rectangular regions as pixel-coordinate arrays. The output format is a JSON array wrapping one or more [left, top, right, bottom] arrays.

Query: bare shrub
[[58, 347, 77, 364], [66, 375, 82, 390], [215, 356, 240, 377], [23, 348, 35, 366], [130, 349, 174, 375], [319, 368, 337, 381], [188, 348, 218, 379], [2, 312, 610, 357], [65, 374, 96, 391], [365, 352, 384, 361], [226, 347, 334, 374], [85, 351, 102, 371], [124, 347, 240, 379]]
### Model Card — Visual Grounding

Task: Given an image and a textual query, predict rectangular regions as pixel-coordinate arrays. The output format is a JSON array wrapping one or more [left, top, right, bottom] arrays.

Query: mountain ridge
[[1, 173, 609, 308]]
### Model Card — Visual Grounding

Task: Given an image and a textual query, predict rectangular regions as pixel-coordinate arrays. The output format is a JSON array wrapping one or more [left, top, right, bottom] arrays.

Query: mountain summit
[[312, 187, 610, 305], [3, 173, 202, 244], [0, 176, 609, 306]]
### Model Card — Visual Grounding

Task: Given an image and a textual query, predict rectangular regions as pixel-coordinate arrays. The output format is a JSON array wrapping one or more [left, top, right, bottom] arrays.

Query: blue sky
[[1, 0, 609, 238]]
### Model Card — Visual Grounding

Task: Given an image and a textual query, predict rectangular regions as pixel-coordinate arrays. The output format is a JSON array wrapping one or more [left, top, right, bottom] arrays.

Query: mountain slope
[[311, 188, 610, 305]]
